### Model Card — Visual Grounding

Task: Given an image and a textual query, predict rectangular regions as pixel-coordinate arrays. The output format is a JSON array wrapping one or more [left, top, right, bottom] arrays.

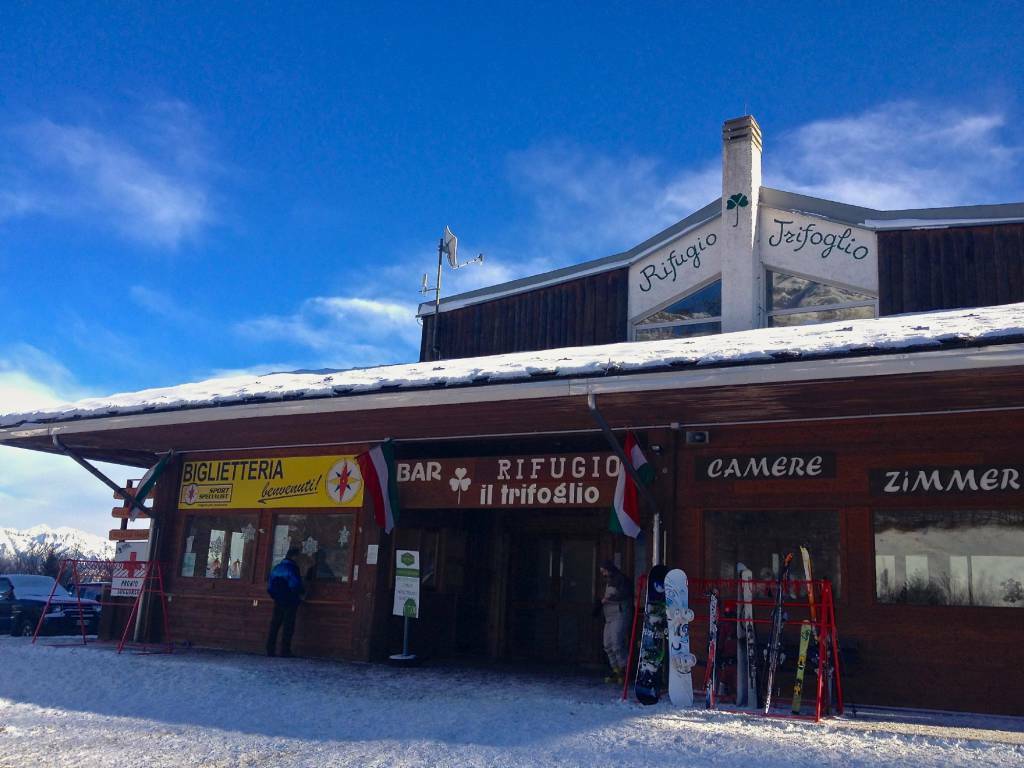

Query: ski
[[763, 552, 794, 714], [665, 569, 697, 707], [800, 545, 818, 639], [737, 564, 758, 710], [634, 565, 669, 705], [704, 588, 719, 708], [791, 621, 813, 714], [800, 545, 834, 714]]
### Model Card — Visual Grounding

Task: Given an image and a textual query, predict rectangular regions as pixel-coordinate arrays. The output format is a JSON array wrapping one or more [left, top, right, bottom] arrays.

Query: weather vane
[[421, 226, 484, 360]]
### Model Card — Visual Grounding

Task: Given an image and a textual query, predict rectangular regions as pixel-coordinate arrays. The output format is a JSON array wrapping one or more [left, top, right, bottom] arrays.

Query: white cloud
[[129, 285, 201, 325], [0, 344, 81, 414], [0, 346, 134, 537], [235, 296, 423, 369], [766, 102, 1024, 209], [0, 448, 133, 537], [1, 100, 215, 247], [507, 143, 720, 263]]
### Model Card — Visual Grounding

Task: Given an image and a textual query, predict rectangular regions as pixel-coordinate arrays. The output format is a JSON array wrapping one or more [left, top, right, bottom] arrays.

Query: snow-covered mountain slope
[[0, 524, 113, 562]]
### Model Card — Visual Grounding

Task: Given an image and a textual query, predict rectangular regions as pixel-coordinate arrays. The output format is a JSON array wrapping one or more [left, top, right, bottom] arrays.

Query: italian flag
[[609, 432, 653, 538], [358, 440, 399, 534]]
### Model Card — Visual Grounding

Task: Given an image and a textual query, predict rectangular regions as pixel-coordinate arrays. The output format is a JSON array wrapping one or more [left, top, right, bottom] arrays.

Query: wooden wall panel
[[879, 223, 1024, 315], [420, 268, 629, 361], [151, 447, 386, 662], [667, 410, 1024, 714]]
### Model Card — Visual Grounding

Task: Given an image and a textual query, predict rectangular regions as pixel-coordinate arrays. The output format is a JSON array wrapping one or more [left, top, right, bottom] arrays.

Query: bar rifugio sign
[[697, 453, 836, 481]]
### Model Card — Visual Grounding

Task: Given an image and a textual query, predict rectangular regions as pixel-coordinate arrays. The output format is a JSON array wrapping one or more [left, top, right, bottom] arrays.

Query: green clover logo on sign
[[401, 552, 415, 566], [727, 193, 749, 227]]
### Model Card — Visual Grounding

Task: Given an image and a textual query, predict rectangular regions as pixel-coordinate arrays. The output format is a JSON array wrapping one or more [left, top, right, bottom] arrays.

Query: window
[[874, 510, 1024, 607], [633, 279, 722, 341], [704, 510, 841, 595], [765, 270, 876, 327], [271, 513, 355, 584], [181, 515, 258, 580]]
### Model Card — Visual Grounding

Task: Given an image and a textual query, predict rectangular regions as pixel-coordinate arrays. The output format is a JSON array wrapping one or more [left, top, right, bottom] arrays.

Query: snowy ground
[[0, 637, 1021, 768]]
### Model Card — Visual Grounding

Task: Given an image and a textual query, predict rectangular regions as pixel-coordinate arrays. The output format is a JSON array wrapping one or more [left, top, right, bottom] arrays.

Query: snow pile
[[3, 302, 1024, 429], [0, 638, 1021, 768], [0, 524, 114, 562]]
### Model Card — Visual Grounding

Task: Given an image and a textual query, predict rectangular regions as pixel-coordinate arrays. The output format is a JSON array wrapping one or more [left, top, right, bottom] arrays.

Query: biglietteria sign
[[396, 454, 621, 509], [179, 456, 364, 509]]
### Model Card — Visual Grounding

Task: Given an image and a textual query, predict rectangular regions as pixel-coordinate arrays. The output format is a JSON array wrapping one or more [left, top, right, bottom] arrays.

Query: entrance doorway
[[506, 529, 604, 665], [388, 509, 628, 667]]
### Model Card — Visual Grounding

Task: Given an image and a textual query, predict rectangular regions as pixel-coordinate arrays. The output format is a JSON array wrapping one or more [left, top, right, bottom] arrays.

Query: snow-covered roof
[[3, 303, 1024, 431]]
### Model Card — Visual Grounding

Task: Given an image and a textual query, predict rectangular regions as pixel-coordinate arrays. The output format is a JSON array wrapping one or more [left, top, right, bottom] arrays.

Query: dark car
[[0, 574, 101, 637], [72, 581, 110, 602]]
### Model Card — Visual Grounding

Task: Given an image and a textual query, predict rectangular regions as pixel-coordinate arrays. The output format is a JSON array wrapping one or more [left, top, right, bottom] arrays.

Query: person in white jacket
[[599, 560, 632, 684]]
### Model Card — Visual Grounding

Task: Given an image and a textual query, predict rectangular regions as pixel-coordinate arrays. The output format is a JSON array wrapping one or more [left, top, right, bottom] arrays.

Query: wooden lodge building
[[3, 115, 1024, 715]]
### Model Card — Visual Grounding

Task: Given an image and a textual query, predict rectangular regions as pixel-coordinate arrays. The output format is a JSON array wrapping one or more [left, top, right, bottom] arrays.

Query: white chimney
[[719, 115, 762, 332]]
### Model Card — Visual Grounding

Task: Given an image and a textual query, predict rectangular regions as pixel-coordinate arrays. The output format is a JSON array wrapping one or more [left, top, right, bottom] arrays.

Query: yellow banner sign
[[179, 456, 364, 509]]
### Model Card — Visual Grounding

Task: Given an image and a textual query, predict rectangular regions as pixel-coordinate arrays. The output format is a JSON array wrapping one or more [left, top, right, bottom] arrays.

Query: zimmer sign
[[395, 453, 622, 509], [871, 465, 1023, 495]]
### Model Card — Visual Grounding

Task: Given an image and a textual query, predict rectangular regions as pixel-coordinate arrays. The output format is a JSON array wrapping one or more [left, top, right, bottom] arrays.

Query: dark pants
[[266, 600, 298, 656]]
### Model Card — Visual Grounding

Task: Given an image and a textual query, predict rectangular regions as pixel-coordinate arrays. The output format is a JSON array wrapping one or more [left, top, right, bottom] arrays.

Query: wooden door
[[506, 532, 601, 664]]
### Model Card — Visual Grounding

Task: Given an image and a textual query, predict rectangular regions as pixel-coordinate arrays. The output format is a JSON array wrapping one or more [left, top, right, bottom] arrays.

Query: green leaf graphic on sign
[[404, 598, 416, 617], [727, 193, 749, 227], [401, 552, 415, 566]]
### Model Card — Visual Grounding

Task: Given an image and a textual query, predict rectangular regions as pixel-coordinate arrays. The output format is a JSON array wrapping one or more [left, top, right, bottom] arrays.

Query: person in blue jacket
[[266, 546, 305, 657]]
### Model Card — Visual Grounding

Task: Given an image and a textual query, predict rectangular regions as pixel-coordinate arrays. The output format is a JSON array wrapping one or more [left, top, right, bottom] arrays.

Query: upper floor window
[[766, 270, 876, 327], [633, 279, 722, 341]]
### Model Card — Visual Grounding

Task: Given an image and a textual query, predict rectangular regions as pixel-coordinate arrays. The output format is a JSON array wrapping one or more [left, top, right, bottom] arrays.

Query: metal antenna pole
[[432, 237, 443, 360]]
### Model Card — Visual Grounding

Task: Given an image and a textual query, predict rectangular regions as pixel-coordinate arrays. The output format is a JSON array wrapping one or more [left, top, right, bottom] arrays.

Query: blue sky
[[1, 2, 1023, 534]]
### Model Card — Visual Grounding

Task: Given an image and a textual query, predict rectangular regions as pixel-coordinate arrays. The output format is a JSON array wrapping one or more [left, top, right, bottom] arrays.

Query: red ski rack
[[689, 576, 843, 722], [32, 558, 174, 654]]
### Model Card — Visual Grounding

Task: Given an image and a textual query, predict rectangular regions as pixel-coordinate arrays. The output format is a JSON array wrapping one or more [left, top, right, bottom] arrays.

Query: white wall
[[757, 207, 878, 293], [628, 218, 722, 323], [625, 117, 879, 334]]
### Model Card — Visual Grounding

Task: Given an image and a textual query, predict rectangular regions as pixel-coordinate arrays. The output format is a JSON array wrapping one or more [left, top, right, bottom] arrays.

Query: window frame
[[701, 507, 844, 598], [763, 266, 878, 327], [178, 511, 261, 585], [870, 507, 1024, 610], [631, 274, 723, 340], [268, 511, 359, 587]]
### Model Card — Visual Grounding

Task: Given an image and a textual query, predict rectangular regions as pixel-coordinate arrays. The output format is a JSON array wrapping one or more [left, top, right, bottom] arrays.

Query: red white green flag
[[357, 440, 399, 534], [609, 432, 653, 538]]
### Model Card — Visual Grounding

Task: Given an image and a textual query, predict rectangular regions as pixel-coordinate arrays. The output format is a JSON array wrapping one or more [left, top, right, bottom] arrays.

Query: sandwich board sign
[[111, 540, 151, 598], [393, 550, 420, 618]]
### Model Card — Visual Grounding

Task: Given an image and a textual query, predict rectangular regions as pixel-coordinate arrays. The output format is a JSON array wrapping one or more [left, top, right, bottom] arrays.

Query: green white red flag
[[358, 440, 399, 534], [609, 432, 653, 538]]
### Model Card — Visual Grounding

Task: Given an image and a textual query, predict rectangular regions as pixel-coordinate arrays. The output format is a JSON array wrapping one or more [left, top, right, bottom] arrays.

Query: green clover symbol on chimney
[[727, 193, 749, 227]]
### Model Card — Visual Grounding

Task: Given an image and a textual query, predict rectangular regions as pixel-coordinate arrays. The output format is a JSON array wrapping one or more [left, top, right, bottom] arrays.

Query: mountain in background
[[0, 524, 114, 570]]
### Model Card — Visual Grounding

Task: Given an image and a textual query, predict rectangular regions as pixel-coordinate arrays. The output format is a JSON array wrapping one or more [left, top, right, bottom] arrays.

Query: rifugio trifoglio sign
[[395, 453, 622, 509]]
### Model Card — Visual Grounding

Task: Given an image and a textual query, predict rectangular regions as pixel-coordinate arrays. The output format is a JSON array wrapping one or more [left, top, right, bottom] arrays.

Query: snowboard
[[763, 552, 794, 713], [664, 568, 697, 707], [634, 565, 669, 706], [704, 588, 720, 709], [736, 564, 758, 710]]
